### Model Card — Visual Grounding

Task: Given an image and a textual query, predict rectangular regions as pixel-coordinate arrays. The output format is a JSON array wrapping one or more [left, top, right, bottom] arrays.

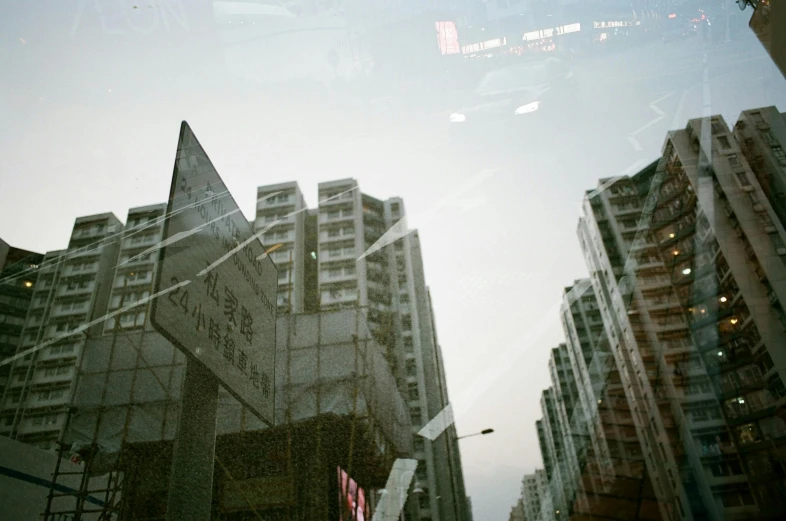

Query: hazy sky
[[2, 2, 786, 520]]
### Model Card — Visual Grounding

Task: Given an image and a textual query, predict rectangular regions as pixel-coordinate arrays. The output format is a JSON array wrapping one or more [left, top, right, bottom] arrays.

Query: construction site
[[42, 307, 413, 521]]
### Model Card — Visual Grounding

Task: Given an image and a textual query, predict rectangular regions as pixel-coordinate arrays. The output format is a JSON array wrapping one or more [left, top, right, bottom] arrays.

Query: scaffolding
[[45, 305, 411, 520]]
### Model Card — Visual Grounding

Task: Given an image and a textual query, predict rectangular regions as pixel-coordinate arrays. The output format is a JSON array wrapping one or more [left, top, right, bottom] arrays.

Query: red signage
[[436, 21, 460, 55]]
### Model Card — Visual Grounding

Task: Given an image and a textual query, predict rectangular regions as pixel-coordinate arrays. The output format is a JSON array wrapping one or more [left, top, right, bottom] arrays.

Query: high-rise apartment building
[[103, 203, 167, 335], [538, 386, 570, 517], [746, 0, 785, 79], [523, 280, 661, 521], [546, 344, 582, 513], [517, 108, 786, 521], [254, 182, 308, 314], [253, 178, 468, 521], [733, 107, 786, 227], [520, 468, 550, 521], [559, 279, 661, 521], [0, 241, 43, 395], [0, 178, 466, 521], [0, 214, 122, 450], [509, 497, 526, 521], [578, 112, 786, 519]]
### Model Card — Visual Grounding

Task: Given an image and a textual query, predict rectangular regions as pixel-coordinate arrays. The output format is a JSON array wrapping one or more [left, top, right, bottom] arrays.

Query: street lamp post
[[449, 429, 494, 521]]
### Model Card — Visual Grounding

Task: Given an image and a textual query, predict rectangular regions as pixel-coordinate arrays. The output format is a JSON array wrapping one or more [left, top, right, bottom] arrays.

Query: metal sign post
[[152, 121, 278, 521], [166, 359, 220, 521]]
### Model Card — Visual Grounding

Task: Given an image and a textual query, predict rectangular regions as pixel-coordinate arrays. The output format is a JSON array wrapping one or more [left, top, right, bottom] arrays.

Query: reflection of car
[[448, 58, 579, 147], [662, 23, 698, 42]]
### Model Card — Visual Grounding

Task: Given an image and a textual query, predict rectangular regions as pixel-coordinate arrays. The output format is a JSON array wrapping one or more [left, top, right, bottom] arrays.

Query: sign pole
[[166, 358, 220, 521]]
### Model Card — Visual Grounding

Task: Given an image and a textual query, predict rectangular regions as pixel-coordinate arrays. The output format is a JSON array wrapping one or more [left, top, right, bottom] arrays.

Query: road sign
[[152, 121, 277, 425]]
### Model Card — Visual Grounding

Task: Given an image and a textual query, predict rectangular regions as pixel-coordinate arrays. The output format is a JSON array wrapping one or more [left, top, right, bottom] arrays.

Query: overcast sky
[[3, 2, 786, 520]]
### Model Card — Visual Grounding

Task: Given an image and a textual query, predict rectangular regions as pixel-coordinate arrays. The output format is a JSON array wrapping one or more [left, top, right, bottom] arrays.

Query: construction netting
[[65, 308, 412, 459]]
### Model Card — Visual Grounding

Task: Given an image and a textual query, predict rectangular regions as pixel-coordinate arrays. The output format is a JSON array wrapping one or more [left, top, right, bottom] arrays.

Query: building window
[[55, 322, 79, 333], [710, 460, 743, 477], [126, 270, 148, 282], [410, 407, 422, 426], [408, 382, 419, 400], [773, 147, 786, 166], [418, 496, 430, 510], [402, 315, 412, 331], [718, 136, 731, 149], [737, 423, 761, 444], [406, 359, 417, 376], [50, 343, 75, 355], [66, 279, 90, 291], [768, 376, 786, 398], [37, 389, 65, 402], [328, 228, 340, 237], [728, 154, 742, 168]]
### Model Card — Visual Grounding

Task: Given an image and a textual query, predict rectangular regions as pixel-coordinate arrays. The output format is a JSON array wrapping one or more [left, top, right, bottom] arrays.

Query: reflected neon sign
[[462, 37, 507, 55], [522, 23, 581, 42], [593, 21, 642, 28], [436, 21, 460, 55]]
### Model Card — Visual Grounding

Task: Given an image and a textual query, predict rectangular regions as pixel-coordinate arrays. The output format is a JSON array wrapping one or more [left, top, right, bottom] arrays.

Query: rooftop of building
[[256, 180, 302, 194], [74, 212, 121, 226], [127, 203, 167, 217]]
